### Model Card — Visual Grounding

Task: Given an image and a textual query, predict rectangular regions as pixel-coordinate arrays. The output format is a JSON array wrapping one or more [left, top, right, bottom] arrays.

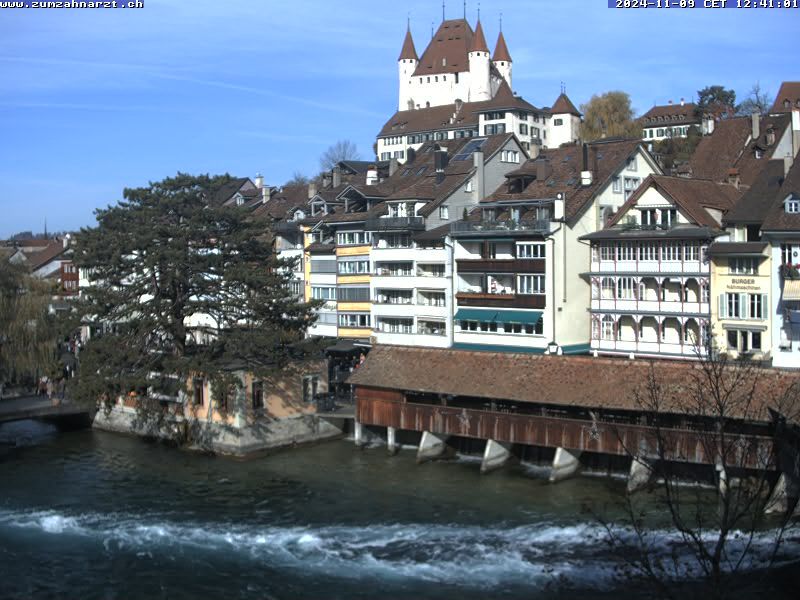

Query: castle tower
[[549, 91, 583, 148], [492, 31, 512, 90], [398, 25, 418, 111], [467, 20, 491, 102]]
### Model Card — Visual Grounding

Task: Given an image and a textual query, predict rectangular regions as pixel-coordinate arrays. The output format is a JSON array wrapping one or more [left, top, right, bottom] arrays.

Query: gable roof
[[413, 19, 474, 77], [209, 177, 252, 206], [640, 102, 700, 126], [348, 345, 799, 419], [378, 84, 540, 138], [27, 241, 68, 272], [607, 175, 740, 229], [689, 114, 791, 188], [484, 138, 648, 222], [550, 93, 581, 117], [398, 26, 418, 61], [492, 31, 511, 62], [770, 81, 800, 114], [724, 159, 786, 226], [252, 185, 308, 220], [762, 158, 800, 232]]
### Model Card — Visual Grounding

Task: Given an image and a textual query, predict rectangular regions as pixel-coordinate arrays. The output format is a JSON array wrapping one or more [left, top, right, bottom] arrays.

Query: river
[[0, 421, 796, 599]]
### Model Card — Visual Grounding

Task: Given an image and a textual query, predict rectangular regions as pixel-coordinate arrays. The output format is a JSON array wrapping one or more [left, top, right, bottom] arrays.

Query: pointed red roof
[[470, 20, 489, 53], [492, 31, 512, 62], [551, 93, 581, 117], [398, 27, 418, 61]]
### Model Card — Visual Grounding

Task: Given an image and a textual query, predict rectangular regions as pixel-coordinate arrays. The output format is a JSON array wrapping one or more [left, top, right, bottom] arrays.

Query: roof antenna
[[431, 21, 434, 38], [477, 1, 481, 21], [499, 11, 503, 32], [463, 0, 466, 19], [407, 11, 410, 30], [561, 81, 566, 94], [442, 0, 445, 21]]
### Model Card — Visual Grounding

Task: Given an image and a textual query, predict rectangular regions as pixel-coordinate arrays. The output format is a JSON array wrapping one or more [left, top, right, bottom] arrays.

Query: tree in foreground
[[598, 349, 800, 599], [580, 91, 641, 141], [0, 261, 62, 396], [319, 139, 361, 172], [72, 173, 318, 415]]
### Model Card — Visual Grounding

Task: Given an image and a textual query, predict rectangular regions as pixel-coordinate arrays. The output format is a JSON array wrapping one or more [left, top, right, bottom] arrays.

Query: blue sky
[[0, 0, 797, 237]]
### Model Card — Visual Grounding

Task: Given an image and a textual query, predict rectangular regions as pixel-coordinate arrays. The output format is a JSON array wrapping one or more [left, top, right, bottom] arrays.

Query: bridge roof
[[348, 345, 800, 422]]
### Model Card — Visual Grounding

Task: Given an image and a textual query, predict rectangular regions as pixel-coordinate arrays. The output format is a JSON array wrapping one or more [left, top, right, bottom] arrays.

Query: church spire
[[470, 19, 489, 53], [398, 24, 418, 61], [493, 30, 512, 62]]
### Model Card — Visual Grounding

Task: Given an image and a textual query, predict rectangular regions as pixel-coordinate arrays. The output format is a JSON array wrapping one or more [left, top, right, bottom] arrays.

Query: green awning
[[454, 308, 542, 324], [454, 308, 499, 321], [495, 310, 543, 324]]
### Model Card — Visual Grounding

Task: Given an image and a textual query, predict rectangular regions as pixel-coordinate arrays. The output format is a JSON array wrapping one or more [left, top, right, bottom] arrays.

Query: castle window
[[427, 77, 430, 83], [553, 118, 563, 126], [455, 73, 459, 84], [443, 75, 447, 81], [435, 76, 438, 82]]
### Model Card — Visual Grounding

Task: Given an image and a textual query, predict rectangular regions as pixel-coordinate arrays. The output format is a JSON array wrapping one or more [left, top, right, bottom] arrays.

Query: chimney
[[366, 165, 378, 185], [434, 149, 449, 173], [473, 150, 485, 201], [332, 167, 341, 188], [580, 142, 593, 186], [389, 157, 399, 176], [535, 158, 552, 182], [307, 182, 318, 199], [254, 173, 264, 189], [406, 147, 417, 164], [262, 185, 269, 202], [591, 146, 599, 175], [792, 109, 800, 159], [751, 111, 760, 141], [680, 97, 685, 106], [668, 99, 673, 105]]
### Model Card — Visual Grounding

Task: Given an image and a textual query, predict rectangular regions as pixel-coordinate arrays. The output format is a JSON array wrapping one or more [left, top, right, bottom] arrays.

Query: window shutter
[[739, 293, 748, 319], [718, 294, 727, 319], [761, 294, 768, 320]]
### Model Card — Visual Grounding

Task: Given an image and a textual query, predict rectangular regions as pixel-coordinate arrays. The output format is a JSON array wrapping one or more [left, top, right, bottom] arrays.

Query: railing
[[365, 217, 425, 231], [456, 292, 545, 309], [450, 220, 551, 235]]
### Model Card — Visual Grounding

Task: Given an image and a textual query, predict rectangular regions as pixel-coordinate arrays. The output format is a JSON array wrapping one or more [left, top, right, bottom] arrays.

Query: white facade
[[547, 112, 581, 149], [769, 239, 800, 368]]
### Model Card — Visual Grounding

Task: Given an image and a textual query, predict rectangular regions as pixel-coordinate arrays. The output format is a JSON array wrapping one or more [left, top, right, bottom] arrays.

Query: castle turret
[[492, 31, 512, 90], [398, 26, 418, 111], [549, 92, 583, 148], [467, 20, 491, 102]]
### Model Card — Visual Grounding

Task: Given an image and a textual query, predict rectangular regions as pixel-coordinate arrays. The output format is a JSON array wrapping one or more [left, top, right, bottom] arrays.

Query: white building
[[451, 139, 660, 355], [583, 176, 741, 360], [640, 100, 701, 142]]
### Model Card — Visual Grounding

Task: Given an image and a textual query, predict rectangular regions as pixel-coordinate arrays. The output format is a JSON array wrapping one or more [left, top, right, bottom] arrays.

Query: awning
[[495, 310, 543, 324], [454, 308, 499, 321], [784, 280, 800, 301], [453, 308, 543, 324]]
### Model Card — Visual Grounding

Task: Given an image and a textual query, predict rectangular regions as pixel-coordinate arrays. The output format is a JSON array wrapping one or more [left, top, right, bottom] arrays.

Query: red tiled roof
[[762, 158, 800, 232], [26, 241, 67, 271], [398, 26, 418, 61], [607, 175, 740, 230], [348, 345, 799, 420], [378, 84, 539, 138], [413, 19, 474, 77], [688, 114, 791, 188], [550, 93, 581, 117], [469, 20, 489, 53], [492, 31, 511, 62], [770, 81, 800, 113], [485, 138, 646, 222], [640, 102, 700, 126]]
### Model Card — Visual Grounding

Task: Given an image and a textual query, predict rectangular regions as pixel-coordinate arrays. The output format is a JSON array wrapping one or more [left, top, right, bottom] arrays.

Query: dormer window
[[786, 197, 800, 214], [784, 99, 791, 109], [236, 196, 244, 206], [754, 148, 763, 159]]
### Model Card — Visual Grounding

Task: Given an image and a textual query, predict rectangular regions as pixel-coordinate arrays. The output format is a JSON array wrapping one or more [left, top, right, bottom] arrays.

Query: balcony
[[457, 258, 545, 274], [365, 217, 425, 231], [456, 292, 545, 309], [450, 220, 550, 237], [271, 221, 300, 234]]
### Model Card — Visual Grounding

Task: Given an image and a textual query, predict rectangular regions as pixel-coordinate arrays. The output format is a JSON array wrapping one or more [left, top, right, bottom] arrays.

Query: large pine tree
[[72, 173, 317, 405]]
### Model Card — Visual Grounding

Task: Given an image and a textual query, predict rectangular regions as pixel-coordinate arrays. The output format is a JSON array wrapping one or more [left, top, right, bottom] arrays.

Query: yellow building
[[709, 242, 771, 360], [333, 227, 372, 340]]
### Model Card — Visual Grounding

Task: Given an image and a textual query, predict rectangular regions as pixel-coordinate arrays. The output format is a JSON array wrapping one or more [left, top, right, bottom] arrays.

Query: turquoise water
[[0, 421, 796, 599]]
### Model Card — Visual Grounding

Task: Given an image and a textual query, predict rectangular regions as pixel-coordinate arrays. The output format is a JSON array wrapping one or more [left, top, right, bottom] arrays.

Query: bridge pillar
[[765, 474, 800, 516], [481, 439, 512, 474], [387, 426, 399, 455], [417, 431, 448, 463], [354, 421, 380, 447], [627, 456, 654, 494], [549, 447, 581, 482]]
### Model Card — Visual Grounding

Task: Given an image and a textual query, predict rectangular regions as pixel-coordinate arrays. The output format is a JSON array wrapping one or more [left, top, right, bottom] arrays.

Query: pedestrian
[[46, 380, 54, 404]]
